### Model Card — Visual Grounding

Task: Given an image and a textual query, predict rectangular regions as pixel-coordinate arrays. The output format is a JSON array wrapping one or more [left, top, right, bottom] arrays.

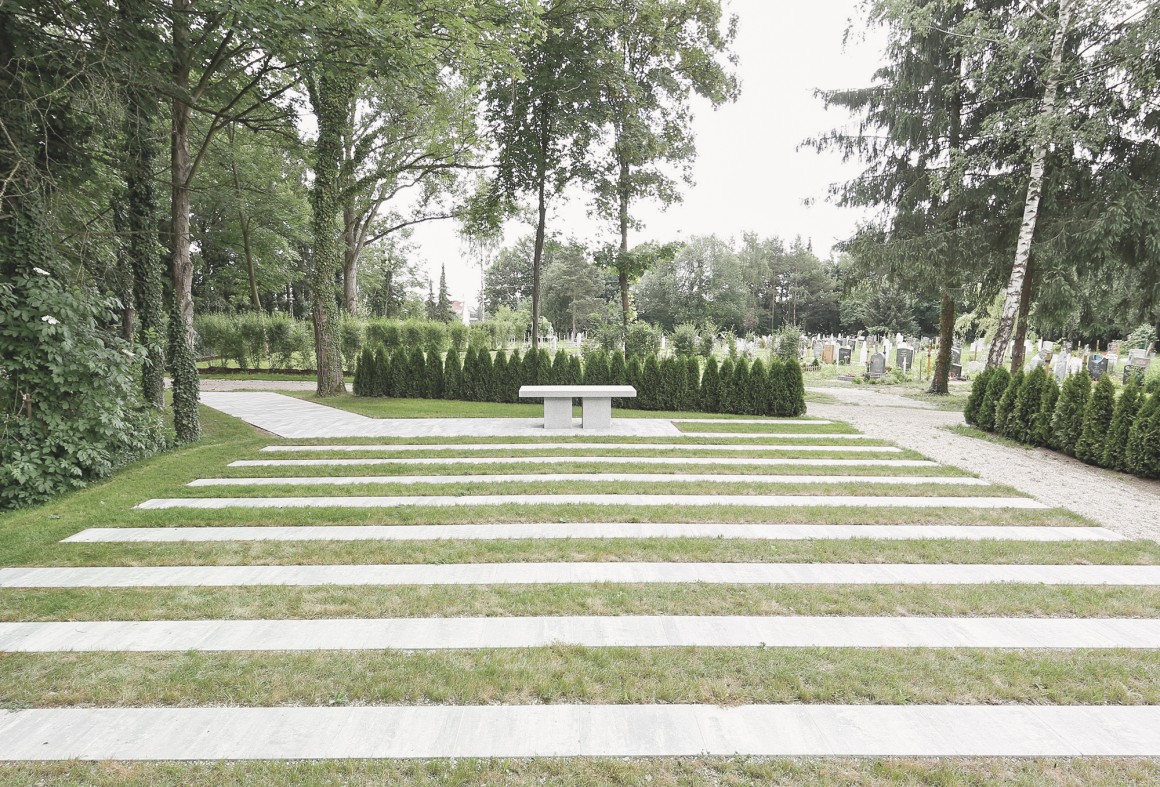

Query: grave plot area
[[1, 402, 1160, 783]]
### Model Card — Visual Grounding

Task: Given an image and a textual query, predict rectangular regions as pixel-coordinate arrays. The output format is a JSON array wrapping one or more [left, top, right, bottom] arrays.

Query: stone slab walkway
[[64, 524, 1119, 543], [201, 392, 681, 438], [4, 562, 1155, 588], [3, 704, 1159, 758], [136, 494, 1042, 510], [233, 456, 939, 468], [3, 615, 1156, 652], [260, 443, 905, 454], [188, 474, 986, 487], [672, 419, 834, 425]]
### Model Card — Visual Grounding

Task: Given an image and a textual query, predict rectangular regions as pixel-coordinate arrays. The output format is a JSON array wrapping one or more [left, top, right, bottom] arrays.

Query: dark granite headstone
[[896, 347, 915, 371], [1088, 354, 1108, 380], [868, 353, 887, 378], [838, 346, 852, 365]]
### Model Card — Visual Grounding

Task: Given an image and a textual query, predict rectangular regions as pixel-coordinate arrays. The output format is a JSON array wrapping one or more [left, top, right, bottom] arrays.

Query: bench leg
[[543, 398, 573, 429], [582, 397, 612, 429]]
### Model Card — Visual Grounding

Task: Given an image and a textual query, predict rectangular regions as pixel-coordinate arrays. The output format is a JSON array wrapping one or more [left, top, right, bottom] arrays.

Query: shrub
[[372, 348, 389, 396], [671, 323, 698, 358], [1126, 394, 1160, 478], [0, 264, 167, 510], [727, 358, 751, 415], [403, 347, 426, 398], [421, 321, 448, 354], [583, 350, 610, 385], [424, 350, 444, 399], [443, 350, 463, 400], [1103, 380, 1141, 471], [236, 312, 268, 370], [401, 319, 425, 349], [353, 347, 373, 396], [1030, 375, 1060, 447], [782, 360, 807, 417], [765, 358, 786, 417], [475, 351, 494, 401], [1005, 367, 1045, 443], [1126, 323, 1157, 350], [963, 368, 993, 426], [698, 322, 716, 358], [625, 321, 662, 358], [1051, 372, 1090, 455], [461, 347, 479, 400], [609, 351, 627, 384], [567, 354, 583, 387], [976, 367, 1010, 432], [502, 350, 521, 403], [552, 350, 570, 385], [365, 318, 400, 349], [659, 356, 685, 411], [684, 357, 701, 413], [701, 358, 721, 413], [448, 322, 468, 353], [993, 369, 1023, 436], [339, 315, 364, 371], [639, 355, 661, 410], [772, 325, 803, 362], [1075, 375, 1115, 465], [716, 358, 735, 413], [748, 358, 768, 415]]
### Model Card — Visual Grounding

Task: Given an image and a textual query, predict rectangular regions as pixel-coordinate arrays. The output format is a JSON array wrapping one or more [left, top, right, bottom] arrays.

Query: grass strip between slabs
[[5, 584, 1160, 622], [19, 537, 1160, 568], [3, 756, 1160, 787], [4, 648, 1160, 708]]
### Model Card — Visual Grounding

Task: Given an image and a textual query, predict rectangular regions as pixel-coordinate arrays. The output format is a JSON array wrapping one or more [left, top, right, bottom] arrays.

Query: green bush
[[353, 347, 373, 396], [502, 350, 521, 403], [583, 350, 610, 385], [552, 350, 570, 385], [701, 358, 721, 412], [424, 350, 444, 398], [993, 369, 1023, 436], [671, 323, 698, 358], [625, 321, 662, 358], [1, 264, 167, 510], [401, 319, 425, 350], [1052, 372, 1090, 455], [659, 356, 684, 411], [448, 322, 468, 353], [639, 355, 661, 410], [684, 357, 701, 413], [698, 322, 716, 358], [1005, 367, 1045, 443], [963, 368, 993, 426], [772, 325, 803, 361], [421, 321, 448, 354], [976, 367, 1010, 432], [1126, 394, 1160, 478], [716, 359, 735, 413], [782, 360, 807, 417], [443, 350, 463, 400], [726, 358, 751, 415], [1103, 380, 1141, 471], [1030, 375, 1060, 447], [372, 348, 389, 397], [1075, 375, 1115, 465]]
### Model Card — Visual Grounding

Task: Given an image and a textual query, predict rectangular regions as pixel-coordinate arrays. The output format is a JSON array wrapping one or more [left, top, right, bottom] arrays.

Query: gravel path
[[198, 379, 316, 392], [808, 387, 1160, 539]]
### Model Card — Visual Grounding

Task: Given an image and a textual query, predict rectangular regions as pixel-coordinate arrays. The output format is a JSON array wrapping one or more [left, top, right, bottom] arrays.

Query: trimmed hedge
[[355, 350, 808, 416], [966, 369, 1159, 479]]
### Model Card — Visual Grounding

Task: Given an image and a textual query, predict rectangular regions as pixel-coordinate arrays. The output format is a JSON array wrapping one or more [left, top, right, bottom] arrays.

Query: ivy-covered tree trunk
[[929, 293, 955, 394], [124, 85, 166, 409], [309, 69, 354, 396], [168, 0, 200, 437], [342, 201, 359, 315]]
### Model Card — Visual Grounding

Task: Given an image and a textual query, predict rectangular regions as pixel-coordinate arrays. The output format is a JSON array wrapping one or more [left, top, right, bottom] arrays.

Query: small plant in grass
[[1052, 372, 1091, 455], [976, 367, 1010, 432], [1075, 375, 1115, 465], [1126, 393, 1160, 478], [1103, 380, 1141, 471], [993, 369, 1024, 437], [1030, 375, 1060, 446], [964, 368, 993, 426]]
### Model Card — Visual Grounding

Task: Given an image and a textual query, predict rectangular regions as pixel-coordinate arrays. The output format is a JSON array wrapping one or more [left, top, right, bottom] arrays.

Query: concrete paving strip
[[260, 443, 906, 453], [63, 524, 1122, 544], [2, 615, 1156, 652], [3, 562, 1155, 588], [136, 495, 1045, 510], [232, 456, 939, 468], [669, 433, 877, 439], [2, 704, 1160, 758], [187, 474, 988, 488], [671, 419, 835, 425]]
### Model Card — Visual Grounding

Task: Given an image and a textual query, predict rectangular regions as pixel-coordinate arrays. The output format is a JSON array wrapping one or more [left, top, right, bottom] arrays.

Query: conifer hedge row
[[353, 347, 808, 417], [965, 366, 1160, 479]]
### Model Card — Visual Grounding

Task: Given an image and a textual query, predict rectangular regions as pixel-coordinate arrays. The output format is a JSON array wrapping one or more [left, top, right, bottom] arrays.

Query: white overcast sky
[[409, 0, 887, 310]]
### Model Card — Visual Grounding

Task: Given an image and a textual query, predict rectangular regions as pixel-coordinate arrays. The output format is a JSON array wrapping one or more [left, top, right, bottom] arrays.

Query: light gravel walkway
[[202, 392, 682, 438], [3, 704, 1160, 758], [3, 562, 1154, 588], [198, 379, 317, 392], [260, 443, 905, 454], [806, 390, 1160, 538], [136, 495, 1044, 510], [2, 615, 1155, 652], [232, 456, 938, 468], [188, 474, 986, 488], [63, 524, 1121, 544]]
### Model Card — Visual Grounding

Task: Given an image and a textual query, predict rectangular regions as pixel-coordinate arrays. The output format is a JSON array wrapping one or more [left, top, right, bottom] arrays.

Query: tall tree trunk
[[342, 201, 359, 315], [929, 293, 955, 394], [169, 0, 199, 439], [124, 84, 166, 408], [1010, 260, 1035, 372], [987, 0, 1074, 368], [227, 129, 261, 311], [531, 172, 546, 350], [309, 69, 353, 396], [617, 158, 630, 330]]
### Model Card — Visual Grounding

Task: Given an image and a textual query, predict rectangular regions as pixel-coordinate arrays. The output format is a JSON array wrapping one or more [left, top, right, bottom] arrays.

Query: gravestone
[[868, 353, 887, 378], [950, 343, 962, 366], [821, 343, 836, 365], [896, 347, 914, 372], [838, 346, 852, 365], [1028, 353, 1045, 371], [1063, 340, 1073, 353], [1053, 355, 1070, 384], [858, 341, 869, 365], [1088, 354, 1108, 380], [813, 339, 824, 359], [967, 360, 985, 376], [1107, 340, 1120, 358]]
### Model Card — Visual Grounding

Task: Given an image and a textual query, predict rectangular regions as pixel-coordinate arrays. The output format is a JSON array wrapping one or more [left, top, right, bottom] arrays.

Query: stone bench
[[518, 385, 637, 429]]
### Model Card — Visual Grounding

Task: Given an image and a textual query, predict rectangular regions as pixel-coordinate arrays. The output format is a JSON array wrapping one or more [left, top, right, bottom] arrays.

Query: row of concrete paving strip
[[6, 398, 1160, 760]]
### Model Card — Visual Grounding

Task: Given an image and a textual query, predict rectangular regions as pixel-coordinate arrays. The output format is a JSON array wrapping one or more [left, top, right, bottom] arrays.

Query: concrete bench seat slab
[[519, 385, 637, 429]]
